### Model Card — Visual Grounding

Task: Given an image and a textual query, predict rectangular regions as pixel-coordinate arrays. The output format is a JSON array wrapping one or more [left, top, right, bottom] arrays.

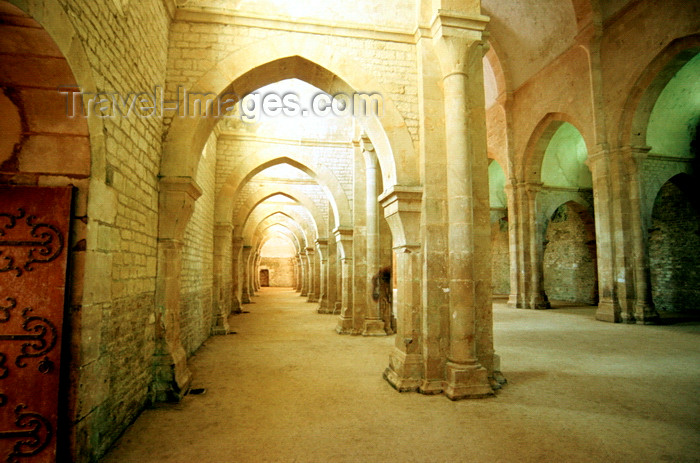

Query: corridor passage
[[103, 289, 700, 462]]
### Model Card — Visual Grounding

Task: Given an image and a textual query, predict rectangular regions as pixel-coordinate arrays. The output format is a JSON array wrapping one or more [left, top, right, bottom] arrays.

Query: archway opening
[[648, 174, 700, 317], [0, 3, 92, 460], [259, 233, 298, 288], [543, 201, 598, 305]]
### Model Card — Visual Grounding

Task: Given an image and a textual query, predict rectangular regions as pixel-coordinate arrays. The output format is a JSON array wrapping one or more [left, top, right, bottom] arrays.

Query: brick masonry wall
[[260, 257, 296, 287], [543, 203, 598, 305], [181, 134, 217, 355], [648, 180, 700, 312]]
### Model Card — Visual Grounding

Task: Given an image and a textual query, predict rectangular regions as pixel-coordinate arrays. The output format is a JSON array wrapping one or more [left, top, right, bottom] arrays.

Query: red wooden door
[[0, 186, 72, 462]]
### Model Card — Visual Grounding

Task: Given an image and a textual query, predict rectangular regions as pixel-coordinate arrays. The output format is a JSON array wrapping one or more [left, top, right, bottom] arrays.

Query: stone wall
[[46, 1, 172, 460], [181, 134, 217, 355], [260, 257, 296, 287], [543, 203, 597, 305], [649, 180, 700, 312], [164, 18, 420, 142]]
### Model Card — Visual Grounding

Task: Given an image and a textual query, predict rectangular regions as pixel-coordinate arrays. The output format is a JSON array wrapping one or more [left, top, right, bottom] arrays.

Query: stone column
[[621, 145, 658, 324], [153, 176, 201, 402], [212, 223, 233, 335], [525, 183, 550, 310], [380, 186, 424, 391], [240, 246, 252, 304], [504, 182, 522, 307], [362, 137, 386, 336], [306, 247, 319, 303], [316, 239, 330, 313], [231, 237, 242, 313], [433, 12, 493, 399], [334, 227, 354, 334]]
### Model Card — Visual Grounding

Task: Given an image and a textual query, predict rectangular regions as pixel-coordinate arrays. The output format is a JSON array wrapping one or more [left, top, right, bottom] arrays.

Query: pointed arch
[[161, 35, 419, 189]]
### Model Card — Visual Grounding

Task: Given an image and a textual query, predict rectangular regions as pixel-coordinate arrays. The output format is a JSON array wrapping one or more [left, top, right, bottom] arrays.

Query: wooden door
[[0, 186, 72, 462]]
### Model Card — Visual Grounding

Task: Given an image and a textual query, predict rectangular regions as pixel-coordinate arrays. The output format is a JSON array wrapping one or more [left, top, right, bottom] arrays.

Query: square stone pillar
[[380, 186, 424, 391], [334, 227, 354, 334], [153, 176, 201, 402]]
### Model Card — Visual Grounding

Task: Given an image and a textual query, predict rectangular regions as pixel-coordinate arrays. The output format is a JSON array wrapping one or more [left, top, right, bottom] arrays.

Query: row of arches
[[484, 38, 699, 317]]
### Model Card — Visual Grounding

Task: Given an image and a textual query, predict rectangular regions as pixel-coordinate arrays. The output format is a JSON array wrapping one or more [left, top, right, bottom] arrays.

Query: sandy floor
[[102, 287, 700, 462]]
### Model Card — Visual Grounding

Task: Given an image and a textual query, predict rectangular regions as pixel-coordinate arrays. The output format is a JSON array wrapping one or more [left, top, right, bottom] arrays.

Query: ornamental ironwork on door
[[0, 186, 72, 462]]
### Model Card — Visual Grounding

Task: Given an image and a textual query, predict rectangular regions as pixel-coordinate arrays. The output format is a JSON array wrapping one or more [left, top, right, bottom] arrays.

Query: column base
[[300, 290, 308, 297], [152, 350, 192, 403], [362, 319, 387, 336], [307, 293, 318, 303], [507, 294, 520, 308], [335, 316, 353, 334], [317, 297, 330, 313], [241, 293, 251, 304], [444, 361, 494, 400], [595, 299, 620, 322], [634, 302, 659, 325], [418, 379, 443, 395], [333, 302, 341, 315], [383, 350, 422, 392]]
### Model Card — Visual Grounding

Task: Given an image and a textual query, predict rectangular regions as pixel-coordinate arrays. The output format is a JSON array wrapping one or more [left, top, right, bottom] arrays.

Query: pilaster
[[153, 176, 202, 402]]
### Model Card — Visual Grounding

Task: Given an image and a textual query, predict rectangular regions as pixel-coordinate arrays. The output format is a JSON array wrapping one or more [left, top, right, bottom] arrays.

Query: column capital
[[214, 221, 233, 234], [620, 144, 652, 170], [332, 226, 353, 260], [586, 142, 614, 169], [431, 10, 489, 77], [379, 185, 422, 248], [523, 182, 544, 196], [332, 226, 353, 240], [158, 176, 202, 242]]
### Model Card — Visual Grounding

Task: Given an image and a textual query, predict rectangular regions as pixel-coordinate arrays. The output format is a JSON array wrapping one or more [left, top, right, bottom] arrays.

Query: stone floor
[[102, 288, 700, 462]]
